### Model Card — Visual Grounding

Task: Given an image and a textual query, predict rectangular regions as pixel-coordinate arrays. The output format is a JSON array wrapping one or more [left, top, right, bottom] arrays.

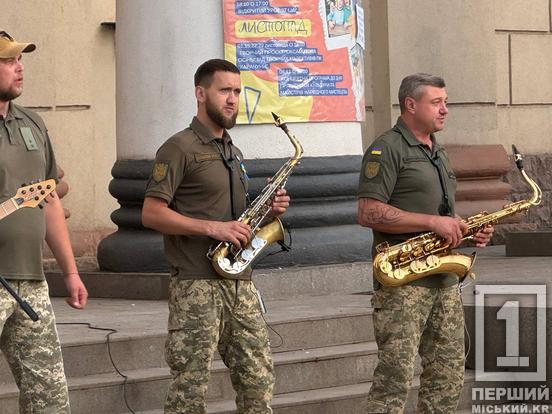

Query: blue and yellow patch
[[371, 147, 382, 156]]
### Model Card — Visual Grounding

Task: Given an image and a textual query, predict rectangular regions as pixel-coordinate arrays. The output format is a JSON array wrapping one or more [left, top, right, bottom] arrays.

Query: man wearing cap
[[0, 31, 88, 412]]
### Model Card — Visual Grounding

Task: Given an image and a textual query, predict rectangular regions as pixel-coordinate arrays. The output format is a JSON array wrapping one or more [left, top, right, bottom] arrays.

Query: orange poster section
[[223, 0, 365, 124]]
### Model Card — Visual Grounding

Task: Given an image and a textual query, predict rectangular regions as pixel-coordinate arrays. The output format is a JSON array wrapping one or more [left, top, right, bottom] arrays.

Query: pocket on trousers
[[167, 279, 209, 331], [371, 286, 405, 310]]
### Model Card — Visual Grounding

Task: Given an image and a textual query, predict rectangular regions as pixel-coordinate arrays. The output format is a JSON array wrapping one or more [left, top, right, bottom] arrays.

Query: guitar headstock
[[14, 179, 57, 209]]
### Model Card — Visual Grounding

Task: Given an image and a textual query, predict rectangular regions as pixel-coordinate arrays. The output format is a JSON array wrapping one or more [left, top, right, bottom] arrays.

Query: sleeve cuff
[[144, 190, 172, 204], [357, 192, 389, 203]]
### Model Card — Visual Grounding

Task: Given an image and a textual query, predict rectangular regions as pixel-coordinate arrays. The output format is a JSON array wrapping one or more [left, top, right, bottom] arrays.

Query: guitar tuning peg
[[38, 204, 44, 209], [43, 198, 49, 204], [50, 193, 55, 198]]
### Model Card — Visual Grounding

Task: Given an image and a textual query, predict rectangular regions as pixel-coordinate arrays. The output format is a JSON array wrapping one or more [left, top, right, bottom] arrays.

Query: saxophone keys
[[379, 261, 392, 274], [410, 260, 426, 274], [399, 253, 410, 263], [426, 255, 441, 268], [251, 237, 266, 249], [241, 249, 254, 261], [401, 244, 413, 253], [424, 242, 435, 252], [393, 268, 405, 279]]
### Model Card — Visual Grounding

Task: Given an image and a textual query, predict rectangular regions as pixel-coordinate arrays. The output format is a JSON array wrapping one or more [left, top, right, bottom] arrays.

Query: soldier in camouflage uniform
[[142, 59, 289, 414], [357, 73, 493, 413], [0, 31, 88, 412]]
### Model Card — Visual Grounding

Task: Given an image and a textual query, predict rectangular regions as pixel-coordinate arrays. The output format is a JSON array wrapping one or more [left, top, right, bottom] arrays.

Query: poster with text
[[223, 0, 365, 124]]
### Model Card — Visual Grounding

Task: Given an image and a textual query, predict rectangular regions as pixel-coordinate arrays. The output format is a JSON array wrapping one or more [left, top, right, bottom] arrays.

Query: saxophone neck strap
[[419, 145, 452, 217], [214, 139, 237, 220]]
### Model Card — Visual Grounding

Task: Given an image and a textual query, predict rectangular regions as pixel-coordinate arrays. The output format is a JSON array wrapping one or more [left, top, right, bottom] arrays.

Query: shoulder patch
[[152, 162, 169, 182], [364, 161, 380, 179]]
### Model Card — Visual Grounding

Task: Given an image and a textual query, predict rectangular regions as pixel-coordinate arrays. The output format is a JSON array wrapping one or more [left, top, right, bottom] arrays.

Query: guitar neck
[[0, 198, 19, 221]]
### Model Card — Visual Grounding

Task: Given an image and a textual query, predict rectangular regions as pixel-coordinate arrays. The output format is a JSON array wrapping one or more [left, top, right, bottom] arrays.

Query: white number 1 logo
[[475, 285, 546, 382], [496, 301, 529, 367]]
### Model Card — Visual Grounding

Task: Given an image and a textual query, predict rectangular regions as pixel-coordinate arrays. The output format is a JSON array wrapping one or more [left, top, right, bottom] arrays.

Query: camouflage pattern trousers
[[0, 279, 70, 413], [164, 278, 274, 414], [365, 284, 465, 414]]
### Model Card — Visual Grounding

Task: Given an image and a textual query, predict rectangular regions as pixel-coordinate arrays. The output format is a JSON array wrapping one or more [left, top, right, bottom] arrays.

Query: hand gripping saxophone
[[207, 112, 303, 279], [373, 145, 542, 287]]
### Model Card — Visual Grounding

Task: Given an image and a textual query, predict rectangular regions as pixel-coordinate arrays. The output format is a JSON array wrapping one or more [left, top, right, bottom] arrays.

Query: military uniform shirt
[[145, 117, 250, 280], [358, 117, 458, 288], [0, 103, 58, 280]]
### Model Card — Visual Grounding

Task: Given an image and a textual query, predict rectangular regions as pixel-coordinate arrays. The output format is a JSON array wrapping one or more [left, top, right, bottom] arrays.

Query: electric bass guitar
[[0, 179, 57, 321], [0, 179, 56, 220]]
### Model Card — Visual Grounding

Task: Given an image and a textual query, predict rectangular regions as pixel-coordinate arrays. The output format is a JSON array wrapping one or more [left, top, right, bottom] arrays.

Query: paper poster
[[223, 0, 365, 124]]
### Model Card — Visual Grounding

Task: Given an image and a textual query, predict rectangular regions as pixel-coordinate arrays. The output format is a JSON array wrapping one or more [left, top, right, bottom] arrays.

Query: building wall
[[1, 0, 117, 256], [365, 0, 552, 155], [2, 1, 551, 259]]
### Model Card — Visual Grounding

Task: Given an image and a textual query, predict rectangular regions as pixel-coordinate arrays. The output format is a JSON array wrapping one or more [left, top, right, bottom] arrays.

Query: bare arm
[[44, 192, 88, 309], [142, 196, 252, 248], [357, 197, 467, 247]]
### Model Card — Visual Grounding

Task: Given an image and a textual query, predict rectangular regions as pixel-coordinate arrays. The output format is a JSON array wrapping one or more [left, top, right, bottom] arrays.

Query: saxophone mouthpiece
[[272, 112, 281, 125], [272, 112, 288, 131], [512, 144, 524, 170]]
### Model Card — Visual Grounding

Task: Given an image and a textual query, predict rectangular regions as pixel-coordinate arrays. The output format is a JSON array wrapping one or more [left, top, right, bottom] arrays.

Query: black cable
[[56, 322, 136, 414], [248, 281, 284, 349], [262, 311, 284, 349]]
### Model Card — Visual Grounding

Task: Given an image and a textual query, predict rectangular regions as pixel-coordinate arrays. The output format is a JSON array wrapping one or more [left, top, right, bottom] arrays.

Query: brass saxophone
[[207, 112, 303, 279], [372, 145, 542, 287]]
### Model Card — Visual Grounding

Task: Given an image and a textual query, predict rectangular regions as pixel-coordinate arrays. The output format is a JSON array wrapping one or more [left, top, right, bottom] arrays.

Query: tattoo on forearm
[[361, 205, 402, 225]]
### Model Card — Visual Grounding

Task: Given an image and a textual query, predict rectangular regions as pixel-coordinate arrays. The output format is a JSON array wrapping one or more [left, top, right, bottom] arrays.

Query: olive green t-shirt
[[145, 117, 250, 280], [358, 117, 458, 288], [0, 103, 58, 280]]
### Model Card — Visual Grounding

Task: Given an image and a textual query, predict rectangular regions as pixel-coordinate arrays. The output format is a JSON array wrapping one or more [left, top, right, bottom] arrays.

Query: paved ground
[[50, 245, 552, 344]]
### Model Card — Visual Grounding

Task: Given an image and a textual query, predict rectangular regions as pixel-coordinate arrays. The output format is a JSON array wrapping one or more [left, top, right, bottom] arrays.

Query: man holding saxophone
[[358, 73, 493, 413], [142, 59, 289, 414]]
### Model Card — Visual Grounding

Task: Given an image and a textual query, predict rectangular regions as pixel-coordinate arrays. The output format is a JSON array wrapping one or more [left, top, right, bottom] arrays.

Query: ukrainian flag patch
[[371, 147, 382, 155]]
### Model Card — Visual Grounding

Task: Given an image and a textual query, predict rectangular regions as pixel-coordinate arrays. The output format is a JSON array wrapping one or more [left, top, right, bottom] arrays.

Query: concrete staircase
[[2, 247, 550, 413]]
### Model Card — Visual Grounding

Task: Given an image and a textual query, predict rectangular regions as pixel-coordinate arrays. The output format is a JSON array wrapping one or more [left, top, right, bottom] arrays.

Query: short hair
[[398, 73, 446, 113], [194, 59, 240, 87]]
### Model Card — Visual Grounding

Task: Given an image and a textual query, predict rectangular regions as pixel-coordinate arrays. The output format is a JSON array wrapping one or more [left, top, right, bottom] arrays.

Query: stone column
[[98, 1, 371, 272]]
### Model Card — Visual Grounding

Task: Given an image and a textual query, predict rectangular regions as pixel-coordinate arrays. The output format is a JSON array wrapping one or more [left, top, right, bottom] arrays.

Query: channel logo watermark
[[475, 285, 546, 382], [471, 285, 549, 413]]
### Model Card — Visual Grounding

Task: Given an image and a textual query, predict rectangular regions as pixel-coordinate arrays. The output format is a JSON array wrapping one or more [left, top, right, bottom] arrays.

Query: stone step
[[135, 369, 482, 414], [0, 294, 372, 385], [46, 245, 550, 302], [0, 341, 380, 414], [45, 260, 372, 300]]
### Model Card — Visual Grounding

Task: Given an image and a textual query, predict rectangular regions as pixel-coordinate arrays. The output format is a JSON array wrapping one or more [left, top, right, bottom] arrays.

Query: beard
[[205, 97, 238, 130], [0, 86, 22, 102]]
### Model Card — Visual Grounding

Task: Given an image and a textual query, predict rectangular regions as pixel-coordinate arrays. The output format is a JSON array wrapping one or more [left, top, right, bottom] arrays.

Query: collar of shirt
[[190, 116, 232, 146], [394, 116, 441, 157], [1, 103, 25, 144], [4, 102, 25, 122]]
